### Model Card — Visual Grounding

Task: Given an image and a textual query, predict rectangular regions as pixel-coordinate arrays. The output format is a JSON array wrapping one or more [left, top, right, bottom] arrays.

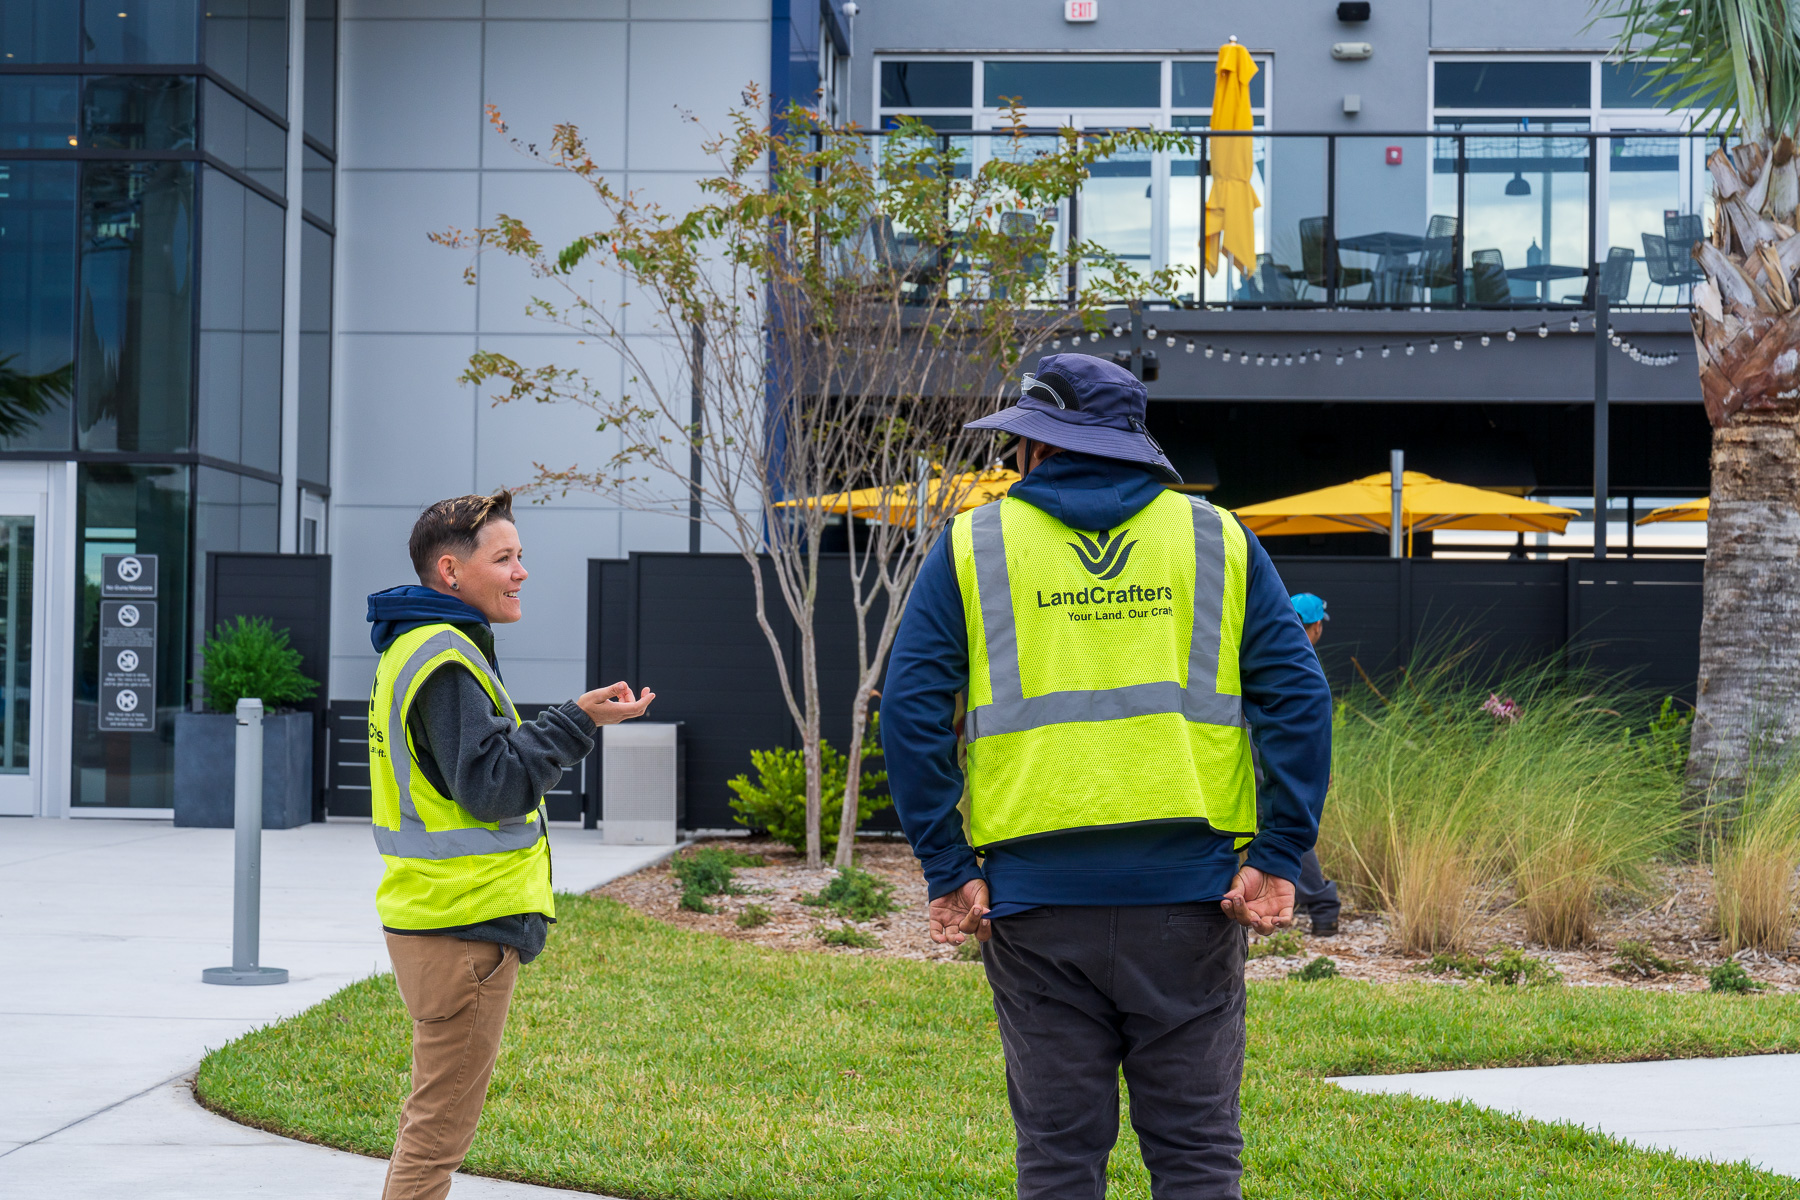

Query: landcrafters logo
[[1068, 528, 1137, 580]]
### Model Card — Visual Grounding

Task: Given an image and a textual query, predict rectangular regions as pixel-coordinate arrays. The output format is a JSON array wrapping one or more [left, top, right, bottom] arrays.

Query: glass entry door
[[0, 492, 43, 816]]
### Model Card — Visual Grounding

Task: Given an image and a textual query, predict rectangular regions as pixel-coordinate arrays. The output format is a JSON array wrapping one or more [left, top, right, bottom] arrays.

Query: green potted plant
[[174, 616, 320, 829]]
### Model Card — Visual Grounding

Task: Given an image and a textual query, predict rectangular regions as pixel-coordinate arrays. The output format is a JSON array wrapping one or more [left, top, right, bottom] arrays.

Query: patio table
[[1336, 231, 1426, 302]]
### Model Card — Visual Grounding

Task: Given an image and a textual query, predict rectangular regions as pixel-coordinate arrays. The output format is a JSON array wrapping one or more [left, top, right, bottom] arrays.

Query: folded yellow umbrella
[[1235, 471, 1578, 543], [1635, 497, 1708, 525], [776, 467, 1020, 524], [1203, 42, 1260, 278]]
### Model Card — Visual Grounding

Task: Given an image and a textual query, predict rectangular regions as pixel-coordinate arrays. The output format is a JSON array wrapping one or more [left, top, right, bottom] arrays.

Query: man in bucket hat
[[884, 353, 1331, 1199]]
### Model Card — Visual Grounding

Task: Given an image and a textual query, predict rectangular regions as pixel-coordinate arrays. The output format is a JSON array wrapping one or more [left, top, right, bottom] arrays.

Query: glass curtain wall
[[2, 0, 302, 808]]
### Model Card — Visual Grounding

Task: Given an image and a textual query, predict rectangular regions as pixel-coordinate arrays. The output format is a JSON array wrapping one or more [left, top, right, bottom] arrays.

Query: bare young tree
[[439, 95, 1190, 866]]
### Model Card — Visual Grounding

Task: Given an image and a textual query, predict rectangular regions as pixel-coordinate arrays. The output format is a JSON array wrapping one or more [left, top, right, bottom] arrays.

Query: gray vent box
[[601, 722, 681, 845]]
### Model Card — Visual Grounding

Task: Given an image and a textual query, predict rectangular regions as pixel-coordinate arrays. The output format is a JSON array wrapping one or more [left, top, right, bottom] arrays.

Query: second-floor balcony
[[870, 125, 1718, 312]]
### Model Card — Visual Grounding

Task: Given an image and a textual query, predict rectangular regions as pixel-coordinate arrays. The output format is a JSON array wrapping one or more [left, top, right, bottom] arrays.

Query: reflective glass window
[[298, 221, 330, 487], [197, 466, 279, 565], [84, 1, 200, 64], [1172, 60, 1264, 110], [983, 61, 1159, 109], [1600, 61, 1719, 110], [77, 160, 194, 452], [1434, 61, 1590, 109], [304, 0, 335, 149], [880, 60, 970, 109], [204, 0, 288, 118], [72, 463, 190, 809], [302, 143, 331, 222], [0, 0, 78, 63], [0, 159, 76, 449], [201, 80, 284, 195], [0, 75, 77, 148], [82, 75, 196, 151], [198, 167, 282, 474]]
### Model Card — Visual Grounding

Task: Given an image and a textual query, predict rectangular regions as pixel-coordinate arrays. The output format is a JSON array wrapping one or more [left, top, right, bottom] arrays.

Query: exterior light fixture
[[1428, 340, 1438, 353], [1256, 354, 1265, 366], [1089, 330, 1101, 344], [1569, 317, 1581, 333], [1404, 343, 1415, 356], [1240, 353, 1249, 366], [1313, 350, 1322, 362], [1111, 323, 1125, 338], [1335, 352, 1344, 365], [1480, 335, 1490, 346], [1505, 329, 1516, 342], [1354, 348, 1364, 359], [1222, 350, 1232, 362], [1453, 337, 1463, 350], [1505, 171, 1531, 196], [1380, 345, 1390, 358], [1285, 354, 1294, 365], [1610, 333, 1621, 346], [1145, 324, 1159, 341], [1051, 337, 1062, 349], [1167, 335, 1177, 348], [1537, 323, 1548, 338]]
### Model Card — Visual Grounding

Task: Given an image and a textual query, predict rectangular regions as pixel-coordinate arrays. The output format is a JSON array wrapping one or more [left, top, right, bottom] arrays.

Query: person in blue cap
[[883, 352, 1331, 1199], [1284, 592, 1341, 936]]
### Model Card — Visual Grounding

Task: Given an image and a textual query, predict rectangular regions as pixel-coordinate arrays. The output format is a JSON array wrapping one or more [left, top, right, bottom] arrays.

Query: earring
[[450, 580, 459, 590]]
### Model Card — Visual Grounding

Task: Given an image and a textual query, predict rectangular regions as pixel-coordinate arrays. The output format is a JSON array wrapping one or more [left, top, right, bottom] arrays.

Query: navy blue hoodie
[[881, 452, 1332, 915], [367, 584, 493, 653]]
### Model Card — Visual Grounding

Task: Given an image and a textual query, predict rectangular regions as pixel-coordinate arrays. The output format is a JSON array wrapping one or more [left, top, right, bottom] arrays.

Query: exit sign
[[1065, 0, 1098, 20]]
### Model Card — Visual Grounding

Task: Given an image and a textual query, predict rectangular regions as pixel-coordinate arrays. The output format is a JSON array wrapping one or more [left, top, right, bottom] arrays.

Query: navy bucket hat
[[966, 352, 1182, 485]]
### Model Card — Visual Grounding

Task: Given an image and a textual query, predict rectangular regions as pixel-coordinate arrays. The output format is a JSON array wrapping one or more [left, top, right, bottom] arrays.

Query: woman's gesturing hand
[[576, 682, 656, 727]]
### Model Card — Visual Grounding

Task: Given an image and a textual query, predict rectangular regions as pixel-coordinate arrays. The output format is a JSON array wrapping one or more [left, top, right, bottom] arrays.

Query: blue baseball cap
[[1291, 593, 1328, 624], [965, 352, 1182, 484]]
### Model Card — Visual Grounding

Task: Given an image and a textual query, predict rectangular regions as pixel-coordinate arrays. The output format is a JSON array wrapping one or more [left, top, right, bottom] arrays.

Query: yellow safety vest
[[950, 489, 1256, 849], [368, 623, 555, 929]]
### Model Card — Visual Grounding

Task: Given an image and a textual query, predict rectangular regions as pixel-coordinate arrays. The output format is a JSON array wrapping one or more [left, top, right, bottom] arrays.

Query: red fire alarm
[[1385, 145, 1403, 165]]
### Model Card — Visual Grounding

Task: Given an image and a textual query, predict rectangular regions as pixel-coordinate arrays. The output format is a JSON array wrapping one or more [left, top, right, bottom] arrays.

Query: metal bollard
[[202, 698, 288, 986]]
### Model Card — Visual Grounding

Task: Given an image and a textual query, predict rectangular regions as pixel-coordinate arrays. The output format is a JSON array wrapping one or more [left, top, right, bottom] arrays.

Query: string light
[[1537, 323, 1549, 338], [1221, 350, 1232, 362], [1355, 348, 1364, 359], [1506, 329, 1516, 341], [1167, 335, 1177, 348], [1569, 317, 1581, 333], [1256, 354, 1265, 366], [1313, 350, 1323, 362], [1145, 324, 1159, 340], [1335, 351, 1344, 365], [1453, 337, 1463, 350], [1381, 345, 1390, 358], [1480, 335, 1490, 346], [1088, 330, 1101, 343], [1111, 323, 1125, 338], [1404, 343, 1415, 356], [1147, 321, 1683, 372], [1429, 340, 1438, 353], [1051, 337, 1062, 349]]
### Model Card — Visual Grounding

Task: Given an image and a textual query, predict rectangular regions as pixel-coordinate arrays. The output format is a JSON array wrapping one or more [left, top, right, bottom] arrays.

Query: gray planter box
[[173, 710, 315, 829]]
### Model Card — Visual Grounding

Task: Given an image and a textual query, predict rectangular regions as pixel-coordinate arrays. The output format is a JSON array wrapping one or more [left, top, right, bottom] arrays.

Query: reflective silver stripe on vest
[[372, 820, 544, 860], [373, 629, 543, 859], [966, 497, 1246, 742]]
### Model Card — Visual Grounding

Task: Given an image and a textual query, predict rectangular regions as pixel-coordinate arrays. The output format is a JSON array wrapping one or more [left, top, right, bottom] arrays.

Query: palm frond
[[1593, 0, 1800, 138]]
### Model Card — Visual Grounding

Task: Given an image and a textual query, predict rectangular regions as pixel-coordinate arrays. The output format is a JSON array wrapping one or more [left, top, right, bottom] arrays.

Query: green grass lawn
[[197, 897, 1800, 1198]]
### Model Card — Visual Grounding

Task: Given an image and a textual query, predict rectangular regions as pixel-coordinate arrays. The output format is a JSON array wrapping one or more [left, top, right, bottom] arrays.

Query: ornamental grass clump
[[1322, 650, 1682, 953], [1711, 767, 1800, 954]]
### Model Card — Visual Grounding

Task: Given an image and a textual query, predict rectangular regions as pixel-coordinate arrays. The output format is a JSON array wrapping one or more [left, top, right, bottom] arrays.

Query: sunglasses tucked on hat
[[964, 353, 1182, 485], [1290, 593, 1329, 625]]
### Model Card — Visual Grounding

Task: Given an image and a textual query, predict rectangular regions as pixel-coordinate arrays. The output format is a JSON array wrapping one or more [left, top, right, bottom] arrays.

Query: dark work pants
[[983, 904, 1247, 1200], [1296, 849, 1340, 927]]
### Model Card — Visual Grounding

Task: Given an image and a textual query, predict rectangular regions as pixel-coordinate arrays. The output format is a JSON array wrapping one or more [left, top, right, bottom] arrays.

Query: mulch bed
[[594, 842, 1800, 991]]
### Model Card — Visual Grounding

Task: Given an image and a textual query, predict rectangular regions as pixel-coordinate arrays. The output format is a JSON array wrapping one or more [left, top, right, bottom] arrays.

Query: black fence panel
[[591, 552, 1706, 833], [206, 553, 332, 820], [327, 697, 587, 823]]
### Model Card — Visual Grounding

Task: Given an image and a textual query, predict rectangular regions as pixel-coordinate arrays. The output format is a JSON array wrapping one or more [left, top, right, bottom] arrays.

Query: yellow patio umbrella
[[1203, 42, 1260, 278], [1636, 497, 1709, 524], [777, 467, 1020, 524], [1235, 471, 1578, 553]]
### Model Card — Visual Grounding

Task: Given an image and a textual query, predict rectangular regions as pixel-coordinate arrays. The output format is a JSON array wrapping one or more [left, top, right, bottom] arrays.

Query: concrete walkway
[[0, 817, 673, 1197], [1335, 1053, 1800, 1179]]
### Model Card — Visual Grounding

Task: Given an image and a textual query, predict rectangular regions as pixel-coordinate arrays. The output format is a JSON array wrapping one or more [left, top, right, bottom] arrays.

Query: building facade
[[2, 0, 1708, 817]]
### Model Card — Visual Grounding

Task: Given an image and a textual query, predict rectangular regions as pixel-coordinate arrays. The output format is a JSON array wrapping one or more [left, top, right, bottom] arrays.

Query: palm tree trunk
[[1688, 409, 1800, 796]]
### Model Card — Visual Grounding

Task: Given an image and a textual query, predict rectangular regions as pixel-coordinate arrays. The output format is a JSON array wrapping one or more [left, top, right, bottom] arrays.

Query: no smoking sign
[[99, 600, 156, 732]]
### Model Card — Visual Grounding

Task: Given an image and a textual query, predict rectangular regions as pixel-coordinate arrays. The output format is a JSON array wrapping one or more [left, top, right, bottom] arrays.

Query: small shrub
[[801, 865, 899, 921], [671, 846, 764, 913], [735, 904, 773, 929], [727, 715, 890, 853], [1607, 939, 1684, 979], [1248, 930, 1304, 960], [199, 616, 318, 713], [1641, 696, 1693, 777], [816, 925, 879, 949], [1413, 947, 1560, 987], [1486, 947, 1562, 988], [954, 936, 983, 961], [1708, 960, 1766, 994], [1288, 956, 1340, 982], [1413, 951, 1491, 980]]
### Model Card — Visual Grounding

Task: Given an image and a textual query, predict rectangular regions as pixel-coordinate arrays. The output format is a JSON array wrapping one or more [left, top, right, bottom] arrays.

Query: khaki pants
[[382, 933, 520, 1200]]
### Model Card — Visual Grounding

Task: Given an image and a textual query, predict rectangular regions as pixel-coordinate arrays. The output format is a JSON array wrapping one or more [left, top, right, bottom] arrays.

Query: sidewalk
[[1335, 1053, 1800, 1178], [0, 817, 672, 1197]]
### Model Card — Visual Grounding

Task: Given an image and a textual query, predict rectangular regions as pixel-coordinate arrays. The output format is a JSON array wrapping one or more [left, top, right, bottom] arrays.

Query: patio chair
[[1403, 213, 1461, 304], [1641, 233, 1679, 304], [1577, 246, 1636, 306], [1292, 216, 1373, 299], [1254, 253, 1300, 305], [1664, 212, 1705, 255], [1468, 248, 1512, 305]]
